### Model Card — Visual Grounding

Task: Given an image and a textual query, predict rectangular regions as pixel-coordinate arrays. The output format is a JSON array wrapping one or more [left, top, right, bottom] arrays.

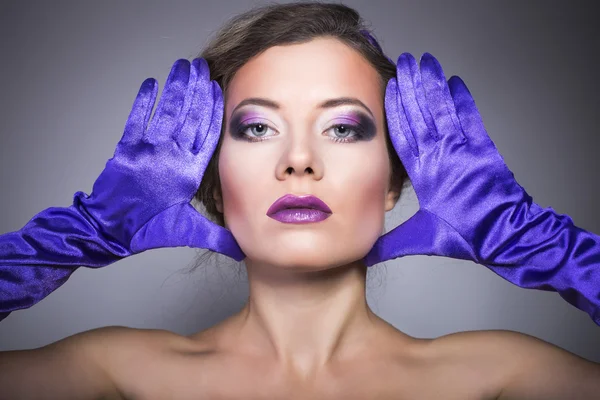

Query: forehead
[[225, 37, 382, 115]]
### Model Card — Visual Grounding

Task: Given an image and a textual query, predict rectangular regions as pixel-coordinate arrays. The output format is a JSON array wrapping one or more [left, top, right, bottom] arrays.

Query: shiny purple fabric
[[364, 52, 600, 326], [1, 48, 599, 328], [0, 58, 244, 321]]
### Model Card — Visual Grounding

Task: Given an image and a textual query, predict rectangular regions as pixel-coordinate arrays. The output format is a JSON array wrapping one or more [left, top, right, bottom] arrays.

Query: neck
[[225, 259, 382, 380]]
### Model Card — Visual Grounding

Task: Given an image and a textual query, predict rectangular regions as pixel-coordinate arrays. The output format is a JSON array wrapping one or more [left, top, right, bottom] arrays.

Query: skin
[[162, 37, 596, 397], [4, 37, 598, 400], [210, 36, 403, 380]]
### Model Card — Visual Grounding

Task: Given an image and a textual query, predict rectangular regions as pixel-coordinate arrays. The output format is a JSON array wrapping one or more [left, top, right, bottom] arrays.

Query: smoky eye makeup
[[334, 111, 377, 140], [228, 111, 265, 140], [228, 109, 377, 142]]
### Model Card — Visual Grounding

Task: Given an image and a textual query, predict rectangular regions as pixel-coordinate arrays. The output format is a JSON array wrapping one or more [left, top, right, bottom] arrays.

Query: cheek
[[218, 146, 248, 213], [216, 137, 391, 264], [331, 146, 390, 233], [217, 140, 268, 231]]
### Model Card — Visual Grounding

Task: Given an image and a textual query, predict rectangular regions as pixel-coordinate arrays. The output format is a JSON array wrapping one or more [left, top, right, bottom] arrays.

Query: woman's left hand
[[364, 53, 600, 326], [365, 52, 545, 266]]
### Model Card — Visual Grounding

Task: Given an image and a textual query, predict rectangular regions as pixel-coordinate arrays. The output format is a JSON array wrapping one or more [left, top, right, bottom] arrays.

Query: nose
[[275, 135, 324, 181]]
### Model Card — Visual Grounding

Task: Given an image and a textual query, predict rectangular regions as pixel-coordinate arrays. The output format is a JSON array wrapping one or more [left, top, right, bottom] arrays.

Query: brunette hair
[[185, 1, 408, 276]]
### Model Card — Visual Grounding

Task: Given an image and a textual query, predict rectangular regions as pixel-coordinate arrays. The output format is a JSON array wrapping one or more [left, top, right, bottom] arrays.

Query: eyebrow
[[230, 97, 374, 118]]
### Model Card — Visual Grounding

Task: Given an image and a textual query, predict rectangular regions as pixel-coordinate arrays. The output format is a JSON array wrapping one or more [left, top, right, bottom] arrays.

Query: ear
[[384, 184, 402, 212], [213, 187, 224, 214]]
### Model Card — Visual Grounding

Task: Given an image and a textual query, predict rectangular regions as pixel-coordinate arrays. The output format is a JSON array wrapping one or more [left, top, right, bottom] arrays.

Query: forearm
[[482, 204, 600, 325], [0, 203, 131, 320]]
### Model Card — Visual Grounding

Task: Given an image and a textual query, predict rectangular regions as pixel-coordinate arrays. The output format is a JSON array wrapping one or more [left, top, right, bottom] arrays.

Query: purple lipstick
[[267, 194, 332, 224]]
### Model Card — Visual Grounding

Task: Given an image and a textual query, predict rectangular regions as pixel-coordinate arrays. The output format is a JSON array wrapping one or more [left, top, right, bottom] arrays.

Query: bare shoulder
[[70, 324, 183, 360], [67, 324, 177, 343], [71, 325, 190, 396], [432, 329, 600, 399], [0, 324, 183, 400]]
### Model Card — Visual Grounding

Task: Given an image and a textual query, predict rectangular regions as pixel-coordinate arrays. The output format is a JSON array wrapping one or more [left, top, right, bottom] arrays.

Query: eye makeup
[[229, 111, 268, 141], [331, 111, 377, 142], [229, 109, 377, 143]]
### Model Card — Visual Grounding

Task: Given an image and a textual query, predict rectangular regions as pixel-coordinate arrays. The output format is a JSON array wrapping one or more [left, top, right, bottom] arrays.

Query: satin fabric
[[364, 52, 600, 326], [1, 47, 598, 328], [0, 58, 243, 320]]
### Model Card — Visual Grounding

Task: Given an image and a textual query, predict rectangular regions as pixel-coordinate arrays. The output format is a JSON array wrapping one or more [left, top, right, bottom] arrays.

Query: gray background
[[1, 0, 599, 362]]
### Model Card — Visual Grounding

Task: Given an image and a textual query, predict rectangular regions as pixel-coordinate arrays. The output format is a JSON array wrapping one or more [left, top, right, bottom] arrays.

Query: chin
[[233, 223, 377, 270], [245, 246, 369, 271]]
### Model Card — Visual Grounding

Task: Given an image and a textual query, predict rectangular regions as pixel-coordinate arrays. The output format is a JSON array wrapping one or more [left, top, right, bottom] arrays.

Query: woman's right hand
[[0, 58, 244, 320], [73, 58, 244, 260], [1, 58, 245, 320]]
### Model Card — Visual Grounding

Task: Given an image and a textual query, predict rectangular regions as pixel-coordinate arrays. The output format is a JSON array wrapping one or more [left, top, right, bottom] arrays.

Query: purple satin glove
[[364, 52, 600, 326], [0, 58, 244, 321]]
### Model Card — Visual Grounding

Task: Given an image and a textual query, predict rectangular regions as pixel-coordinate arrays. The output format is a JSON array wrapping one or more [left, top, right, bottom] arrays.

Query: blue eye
[[328, 124, 364, 143], [234, 122, 365, 143], [236, 122, 273, 142], [230, 110, 376, 143]]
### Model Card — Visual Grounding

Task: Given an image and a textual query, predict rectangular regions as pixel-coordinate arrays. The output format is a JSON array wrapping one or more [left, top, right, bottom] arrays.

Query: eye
[[327, 124, 365, 143], [233, 121, 367, 143], [234, 122, 276, 142]]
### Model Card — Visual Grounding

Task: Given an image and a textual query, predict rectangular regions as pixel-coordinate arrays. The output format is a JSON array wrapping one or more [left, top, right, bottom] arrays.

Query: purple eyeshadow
[[229, 109, 376, 141], [336, 111, 376, 140]]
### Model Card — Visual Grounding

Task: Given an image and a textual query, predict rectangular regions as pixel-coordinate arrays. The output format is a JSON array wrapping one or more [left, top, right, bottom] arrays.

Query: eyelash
[[235, 122, 365, 143]]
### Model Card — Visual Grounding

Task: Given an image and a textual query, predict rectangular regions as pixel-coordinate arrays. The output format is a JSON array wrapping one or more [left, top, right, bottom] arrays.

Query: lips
[[266, 194, 332, 216]]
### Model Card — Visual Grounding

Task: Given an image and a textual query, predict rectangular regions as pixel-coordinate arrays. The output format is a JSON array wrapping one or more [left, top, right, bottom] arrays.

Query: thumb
[[130, 203, 245, 261], [363, 210, 475, 266]]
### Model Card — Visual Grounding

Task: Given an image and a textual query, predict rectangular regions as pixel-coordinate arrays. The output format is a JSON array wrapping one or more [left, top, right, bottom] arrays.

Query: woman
[[1, 2, 599, 398]]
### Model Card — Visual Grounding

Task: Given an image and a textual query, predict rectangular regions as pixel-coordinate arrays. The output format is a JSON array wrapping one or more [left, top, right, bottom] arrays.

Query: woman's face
[[215, 37, 398, 271]]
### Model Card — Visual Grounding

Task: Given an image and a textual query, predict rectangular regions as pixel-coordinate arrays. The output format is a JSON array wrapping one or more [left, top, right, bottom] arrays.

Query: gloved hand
[[0, 58, 244, 321], [364, 52, 600, 326]]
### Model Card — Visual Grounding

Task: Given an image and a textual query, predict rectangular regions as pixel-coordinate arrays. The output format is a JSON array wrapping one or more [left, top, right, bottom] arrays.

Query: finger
[[395, 53, 438, 151], [447, 75, 490, 148], [145, 59, 191, 143], [173, 58, 205, 149], [120, 78, 158, 145], [420, 53, 465, 145], [385, 77, 418, 169], [194, 80, 223, 161], [194, 63, 221, 156]]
